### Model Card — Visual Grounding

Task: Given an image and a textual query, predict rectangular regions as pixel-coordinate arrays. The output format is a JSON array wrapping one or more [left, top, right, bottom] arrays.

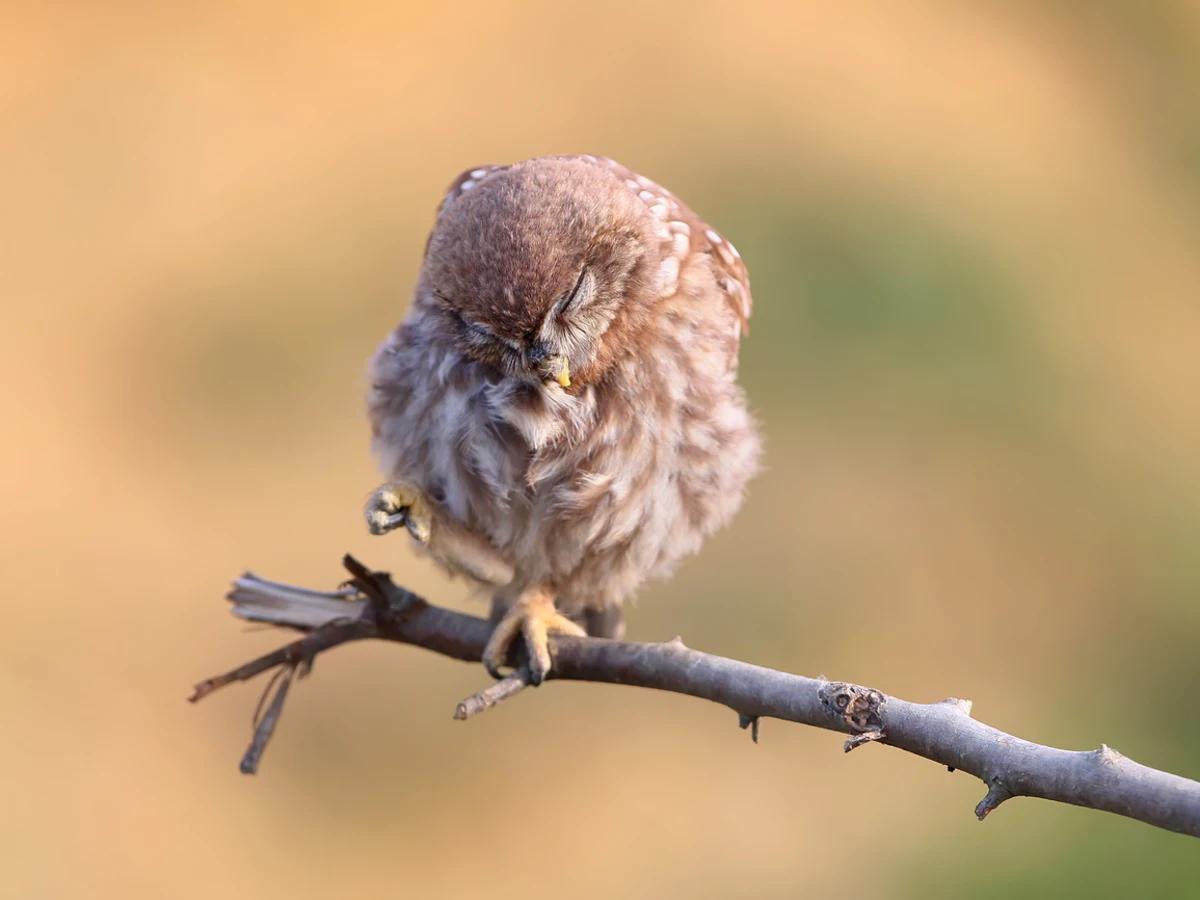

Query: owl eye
[[466, 320, 495, 341], [557, 268, 594, 317], [451, 308, 521, 355]]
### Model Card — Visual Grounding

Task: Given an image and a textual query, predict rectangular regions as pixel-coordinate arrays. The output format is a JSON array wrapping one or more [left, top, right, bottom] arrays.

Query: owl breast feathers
[[368, 154, 760, 625]]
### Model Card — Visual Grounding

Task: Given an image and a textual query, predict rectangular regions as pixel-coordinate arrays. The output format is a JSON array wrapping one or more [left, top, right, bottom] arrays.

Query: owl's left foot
[[364, 481, 432, 543], [483, 587, 585, 685]]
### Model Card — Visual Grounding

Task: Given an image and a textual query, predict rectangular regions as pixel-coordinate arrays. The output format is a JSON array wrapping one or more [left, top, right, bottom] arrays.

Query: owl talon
[[365, 509, 406, 535], [364, 482, 432, 544], [482, 655, 507, 682], [482, 587, 585, 685]]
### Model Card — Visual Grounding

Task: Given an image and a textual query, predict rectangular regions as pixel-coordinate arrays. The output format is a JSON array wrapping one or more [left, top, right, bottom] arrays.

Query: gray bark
[[190, 556, 1200, 838]]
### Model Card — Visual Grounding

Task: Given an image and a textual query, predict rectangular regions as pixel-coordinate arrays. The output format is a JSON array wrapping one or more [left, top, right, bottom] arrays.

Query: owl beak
[[528, 342, 571, 387], [547, 355, 571, 388]]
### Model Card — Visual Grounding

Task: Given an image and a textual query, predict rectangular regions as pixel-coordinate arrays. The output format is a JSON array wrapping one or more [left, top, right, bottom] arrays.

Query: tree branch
[[191, 555, 1200, 838]]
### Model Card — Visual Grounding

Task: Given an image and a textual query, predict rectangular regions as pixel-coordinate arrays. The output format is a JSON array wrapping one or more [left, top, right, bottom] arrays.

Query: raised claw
[[365, 509, 409, 536], [364, 482, 431, 543]]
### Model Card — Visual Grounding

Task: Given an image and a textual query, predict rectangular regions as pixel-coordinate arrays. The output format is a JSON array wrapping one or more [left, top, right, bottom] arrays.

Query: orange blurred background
[[3, 2, 1199, 896]]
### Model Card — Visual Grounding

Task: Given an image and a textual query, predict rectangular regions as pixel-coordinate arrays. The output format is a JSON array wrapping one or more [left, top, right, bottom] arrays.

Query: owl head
[[420, 157, 665, 390]]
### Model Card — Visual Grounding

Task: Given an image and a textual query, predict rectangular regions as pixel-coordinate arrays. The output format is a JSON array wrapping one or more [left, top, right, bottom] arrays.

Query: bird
[[364, 155, 760, 684]]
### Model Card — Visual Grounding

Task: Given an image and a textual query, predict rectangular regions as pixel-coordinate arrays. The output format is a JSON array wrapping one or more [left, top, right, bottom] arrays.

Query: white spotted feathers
[[586, 156, 752, 341]]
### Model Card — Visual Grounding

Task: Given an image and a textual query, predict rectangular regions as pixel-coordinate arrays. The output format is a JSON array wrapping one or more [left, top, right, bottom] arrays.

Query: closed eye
[[452, 309, 521, 353], [467, 320, 495, 341], [557, 268, 594, 317]]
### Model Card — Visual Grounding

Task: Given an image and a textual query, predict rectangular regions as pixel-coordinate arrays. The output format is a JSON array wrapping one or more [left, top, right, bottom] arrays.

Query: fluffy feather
[[368, 155, 761, 624]]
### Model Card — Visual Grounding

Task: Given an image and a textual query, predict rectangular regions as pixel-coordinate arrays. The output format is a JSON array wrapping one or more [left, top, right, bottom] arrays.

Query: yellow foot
[[482, 588, 585, 685], [364, 481, 432, 543]]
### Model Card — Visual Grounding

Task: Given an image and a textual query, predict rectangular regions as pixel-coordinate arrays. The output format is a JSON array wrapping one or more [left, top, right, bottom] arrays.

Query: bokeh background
[[4, 2, 1200, 897]]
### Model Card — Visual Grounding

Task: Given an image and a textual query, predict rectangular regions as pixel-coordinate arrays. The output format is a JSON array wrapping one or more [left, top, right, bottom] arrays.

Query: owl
[[365, 155, 760, 683]]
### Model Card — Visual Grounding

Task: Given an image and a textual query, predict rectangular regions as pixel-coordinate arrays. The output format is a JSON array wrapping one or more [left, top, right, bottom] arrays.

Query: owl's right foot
[[364, 481, 432, 543], [483, 587, 585, 685]]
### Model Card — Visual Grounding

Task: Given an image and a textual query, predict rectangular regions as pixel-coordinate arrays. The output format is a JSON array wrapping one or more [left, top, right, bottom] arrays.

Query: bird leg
[[483, 586, 584, 685], [364, 481, 514, 586]]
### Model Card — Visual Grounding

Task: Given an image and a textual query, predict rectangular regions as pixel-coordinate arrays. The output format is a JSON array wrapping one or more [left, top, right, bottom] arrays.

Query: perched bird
[[365, 155, 760, 683]]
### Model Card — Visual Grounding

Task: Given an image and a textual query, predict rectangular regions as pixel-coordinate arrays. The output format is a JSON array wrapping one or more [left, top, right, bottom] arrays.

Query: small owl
[[365, 155, 760, 683]]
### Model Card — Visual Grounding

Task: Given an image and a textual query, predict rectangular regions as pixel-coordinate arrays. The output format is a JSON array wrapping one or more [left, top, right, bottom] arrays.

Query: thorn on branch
[[454, 670, 531, 720], [738, 713, 760, 743], [975, 778, 1013, 821]]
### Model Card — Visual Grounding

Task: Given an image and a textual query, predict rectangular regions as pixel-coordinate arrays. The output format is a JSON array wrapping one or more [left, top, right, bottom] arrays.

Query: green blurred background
[[3, 2, 1199, 897]]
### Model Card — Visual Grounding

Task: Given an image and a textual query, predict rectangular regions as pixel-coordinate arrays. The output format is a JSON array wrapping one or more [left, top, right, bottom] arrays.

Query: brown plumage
[[365, 155, 760, 682]]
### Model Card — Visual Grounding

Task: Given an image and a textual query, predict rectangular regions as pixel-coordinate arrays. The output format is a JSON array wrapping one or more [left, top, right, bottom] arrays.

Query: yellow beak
[[549, 355, 571, 388]]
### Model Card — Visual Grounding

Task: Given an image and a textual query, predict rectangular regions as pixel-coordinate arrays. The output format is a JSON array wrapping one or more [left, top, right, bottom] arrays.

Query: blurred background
[[3, 2, 1199, 897]]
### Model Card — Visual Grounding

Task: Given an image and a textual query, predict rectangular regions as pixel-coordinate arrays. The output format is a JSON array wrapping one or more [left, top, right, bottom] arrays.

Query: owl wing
[[580, 155, 752, 362], [695, 217, 752, 339]]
